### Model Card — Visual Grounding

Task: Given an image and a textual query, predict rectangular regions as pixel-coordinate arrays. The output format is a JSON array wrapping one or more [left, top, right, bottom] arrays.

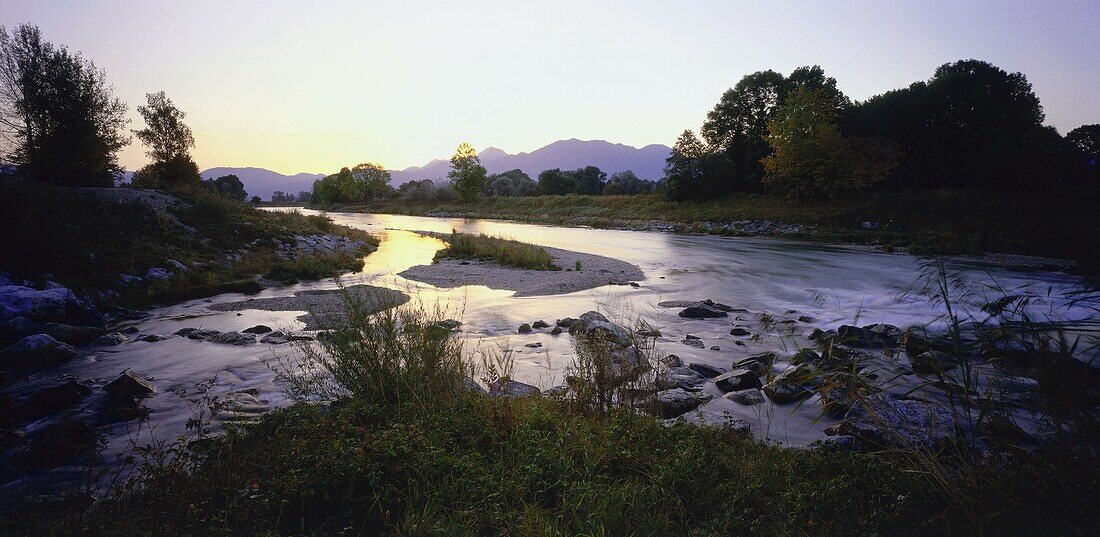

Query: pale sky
[[2, 0, 1098, 174]]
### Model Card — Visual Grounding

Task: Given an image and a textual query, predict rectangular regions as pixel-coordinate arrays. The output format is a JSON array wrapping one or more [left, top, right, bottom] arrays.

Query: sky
[[2, 0, 1098, 174]]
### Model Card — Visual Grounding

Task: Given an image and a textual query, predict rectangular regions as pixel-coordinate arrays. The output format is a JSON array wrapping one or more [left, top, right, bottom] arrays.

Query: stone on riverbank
[[0, 334, 78, 366]]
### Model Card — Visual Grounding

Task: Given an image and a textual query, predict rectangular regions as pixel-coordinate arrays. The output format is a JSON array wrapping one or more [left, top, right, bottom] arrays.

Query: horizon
[[2, 0, 1099, 175]]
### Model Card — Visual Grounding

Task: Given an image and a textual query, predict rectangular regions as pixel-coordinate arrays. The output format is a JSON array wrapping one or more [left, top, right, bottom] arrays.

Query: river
[[4, 210, 1097, 496]]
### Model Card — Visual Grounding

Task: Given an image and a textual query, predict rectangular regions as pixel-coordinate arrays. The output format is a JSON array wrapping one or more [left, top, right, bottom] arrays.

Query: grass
[[434, 231, 559, 271], [335, 188, 1100, 275], [0, 183, 379, 305]]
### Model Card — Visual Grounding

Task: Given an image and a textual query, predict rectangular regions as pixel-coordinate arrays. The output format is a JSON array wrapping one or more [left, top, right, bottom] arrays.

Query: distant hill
[[200, 167, 325, 201], [390, 139, 671, 185], [194, 139, 670, 200]]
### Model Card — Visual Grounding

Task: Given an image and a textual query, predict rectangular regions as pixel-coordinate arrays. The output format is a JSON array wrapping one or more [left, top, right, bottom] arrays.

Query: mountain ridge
[[199, 139, 671, 200]]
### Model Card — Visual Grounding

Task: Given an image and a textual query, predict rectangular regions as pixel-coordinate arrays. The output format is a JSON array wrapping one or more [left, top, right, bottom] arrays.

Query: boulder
[[19, 381, 91, 420], [636, 328, 662, 338], [837, 324, 902, 347], [714, 369, 762, 392], [789, 348, 821, 366], [835, 395, 954, 449], [23, 421, 98, 469], [145, 267, 171, 281], [489, 378, 540, 398], [0, 334, 78, 366], [38, 323, 105, 346], [0, 285, 76, 323], [725, 388, 765, 405], [687, 362, 726, 379], [655, 388, 710, 418], [463, 376, 487, 396], [208, 331, 256, 345], [569, 315, 631, 345], [656, 366, 708, 391], [103, 370, 155, 399], [184, 329, 220, 340], [763, 365, 819, 404], [734, 353, 774, 377], [524, 342, 543, 349], [430, 319, 463, 332], [661, 354, 684, 368], [242, 324, 273, 334], [728, 327, 751, 337], [911, 350, 957, 375], [549, 326, 563, 336], [93, 332, 129, 346], [260, 331, 290, 344], [680, 338, 705, 349], [517, 323, 533, 334], [135, 334, 172, 343], [555, 317, 578, 328], [709, 345, 720, 351], [531, 320, 550, 329], [678, 306, 727, 319]]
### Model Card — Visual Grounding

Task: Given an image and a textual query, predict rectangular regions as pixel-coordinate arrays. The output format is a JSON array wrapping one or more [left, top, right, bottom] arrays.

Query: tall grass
[[435, 230, 559, 270]]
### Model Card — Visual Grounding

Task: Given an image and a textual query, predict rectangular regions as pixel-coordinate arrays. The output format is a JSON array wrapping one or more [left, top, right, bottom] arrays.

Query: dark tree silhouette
[[0, 24, 129, 186]]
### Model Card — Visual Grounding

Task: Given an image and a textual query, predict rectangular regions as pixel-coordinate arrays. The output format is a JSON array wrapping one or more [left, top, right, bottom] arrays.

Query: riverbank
[[317, 189, 1097, 276]]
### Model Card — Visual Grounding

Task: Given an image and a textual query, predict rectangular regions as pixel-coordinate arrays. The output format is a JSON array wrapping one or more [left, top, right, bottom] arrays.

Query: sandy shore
[[398, 235, 644, 297], [209, 285, 410, 329]]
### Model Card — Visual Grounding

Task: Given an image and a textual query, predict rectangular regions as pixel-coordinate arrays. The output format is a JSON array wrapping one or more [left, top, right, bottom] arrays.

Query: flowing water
[[4, 210, 1097, 496]]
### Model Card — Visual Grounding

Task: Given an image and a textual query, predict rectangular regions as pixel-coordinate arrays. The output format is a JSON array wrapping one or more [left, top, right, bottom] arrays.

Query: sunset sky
[[2, 0, 1098, 175]]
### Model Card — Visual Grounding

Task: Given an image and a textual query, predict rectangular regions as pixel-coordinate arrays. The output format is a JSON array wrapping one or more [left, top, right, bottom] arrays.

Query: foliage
[[133, 91, 194, 164], [536, 167, 576, 195], [0, 24, 129, 186], [435, 231, 558, 270], [485, 168, 536, 197], [447, 142, 488, 203], [310, 163, 394, 204], [201, 174, 247, 202], [1066, 124, 1099, 163], [762, 87, 898, 198], [129, 154, 201, 191], [603, 170, 655, 195], [396, 178, 457, 203]]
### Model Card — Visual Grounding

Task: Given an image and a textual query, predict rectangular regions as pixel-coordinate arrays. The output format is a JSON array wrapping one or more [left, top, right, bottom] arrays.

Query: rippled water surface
[[5, 210, 1097, 494]]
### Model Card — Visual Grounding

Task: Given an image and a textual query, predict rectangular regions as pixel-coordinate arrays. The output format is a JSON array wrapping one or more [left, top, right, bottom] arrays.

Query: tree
[[536, 168, 576, 195], [447, 142, 487, 203], [762, 87, 897, 198], [603, 170, 655, 195], [0, 24, 129, 186], [348, 162, 392, 201], [701, 70, 786, 191], [250, 195, 261, 204], [571, 166, 607, 195], [1066, 125, 1100, 164], [203, 174, 247, 202], [133, 91, 194, 163], [486, 169, 535, 197], [312, 167, 354, 204], [664, 130, 708, 201], [132, 91, 199, 191]]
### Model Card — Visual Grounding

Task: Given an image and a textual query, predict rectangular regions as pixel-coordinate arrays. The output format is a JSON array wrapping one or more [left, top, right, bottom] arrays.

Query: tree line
[[667, 61, 1099, 200], [0, 24, 249, 202]]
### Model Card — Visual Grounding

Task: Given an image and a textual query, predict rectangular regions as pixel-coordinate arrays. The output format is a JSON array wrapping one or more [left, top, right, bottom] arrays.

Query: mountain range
[[199, 139, 671, 200]]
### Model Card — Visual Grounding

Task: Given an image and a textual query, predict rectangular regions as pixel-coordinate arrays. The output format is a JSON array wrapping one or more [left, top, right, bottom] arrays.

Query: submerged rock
[[725, 388, 765, 405], [242, 324, 272, 334], [531, 320, 550, 329], [680, 338, 705, 349], [911, 350, 957, 375], [0, 334, 78, 366], [23, 421, 98, 469], [208, 331, 256, 346], [260, 331, 290, 344], [678, 306, 727, 319], [728, 327, 751, 337], [517, 323, 532, 334], [656, 366, 708, 391], [93, 332, 130, 346], [763, 365, 818, 404]]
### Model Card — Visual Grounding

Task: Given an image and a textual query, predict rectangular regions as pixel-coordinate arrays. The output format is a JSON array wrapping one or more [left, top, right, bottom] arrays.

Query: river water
[[4, 210, 1097, 496]]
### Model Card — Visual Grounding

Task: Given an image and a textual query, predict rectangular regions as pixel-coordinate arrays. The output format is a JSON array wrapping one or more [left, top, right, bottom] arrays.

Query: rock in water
[[208, 331, 256, 345], [0, 334, 78, 366], [23, 421, 98, 469], [517, 323, 532, 334], [678, 306, 728, 319], [531, 320, 550, 329], [728, 327, 751, 336], [835, 395, 954, 449], [680, 338, 705, 349], [763, 365, 819, 404], [911, 350, 957, 374], [19, 381, 91, 420], [656, 366, 708, 391], [260, 331, 291, 344], [655, 388, 710, 418], [661, 354, 684, 368], [94, 332, 130, 346], [687, 362, 726, 378], [725, 388, 765, 405], [242, 324, 273, 334], [104, 370, 155, 399], [714, 369, 762, 392]]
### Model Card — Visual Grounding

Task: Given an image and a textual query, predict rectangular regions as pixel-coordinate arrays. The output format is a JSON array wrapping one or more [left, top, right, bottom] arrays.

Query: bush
[[435, 231, 559, 270]]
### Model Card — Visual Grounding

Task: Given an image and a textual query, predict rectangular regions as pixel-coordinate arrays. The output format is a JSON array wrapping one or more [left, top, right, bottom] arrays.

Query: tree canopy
[[0, 24, 129, 186], [132, 91, 199, 191], [448, 142, 488, 203]]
